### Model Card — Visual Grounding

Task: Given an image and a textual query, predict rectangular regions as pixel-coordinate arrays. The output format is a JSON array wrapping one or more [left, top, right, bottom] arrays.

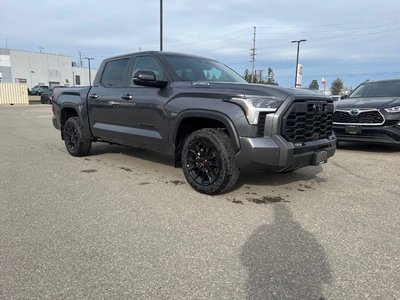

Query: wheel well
[[60, 108, 78, 139], [175, 117, 229, 163]]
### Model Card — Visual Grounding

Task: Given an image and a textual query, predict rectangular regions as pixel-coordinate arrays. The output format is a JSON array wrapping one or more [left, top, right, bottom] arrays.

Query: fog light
[[397, 121, 400, 127]]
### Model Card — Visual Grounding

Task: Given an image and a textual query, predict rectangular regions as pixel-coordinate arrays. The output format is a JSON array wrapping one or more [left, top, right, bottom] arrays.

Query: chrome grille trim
[[333, 108, 385, 126]]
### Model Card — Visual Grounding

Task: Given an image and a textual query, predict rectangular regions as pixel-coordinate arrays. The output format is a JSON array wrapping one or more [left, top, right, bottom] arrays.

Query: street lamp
[[83, 57, 94, 87], [160, 0, 163, 51], [291, 39, 306, 88]]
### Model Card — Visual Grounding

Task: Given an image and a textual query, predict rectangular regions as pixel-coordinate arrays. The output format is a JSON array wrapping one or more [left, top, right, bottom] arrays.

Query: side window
[[101, 58, 129, 87], [132, 56, 165, 86]]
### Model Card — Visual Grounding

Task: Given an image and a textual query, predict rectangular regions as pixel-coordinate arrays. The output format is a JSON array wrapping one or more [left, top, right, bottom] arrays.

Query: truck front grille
[[282, 100, 334, 143], [333, 110, 384, 124]]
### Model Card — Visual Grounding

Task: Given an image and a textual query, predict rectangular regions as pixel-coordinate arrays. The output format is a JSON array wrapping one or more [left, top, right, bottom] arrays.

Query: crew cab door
[[116, 55, 171, 150], [88, 56, 132, 143], [88, 54, 171, 150]]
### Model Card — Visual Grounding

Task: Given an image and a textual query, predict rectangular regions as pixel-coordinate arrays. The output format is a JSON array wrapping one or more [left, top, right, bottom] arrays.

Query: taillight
[[51, 96, 55, 114]]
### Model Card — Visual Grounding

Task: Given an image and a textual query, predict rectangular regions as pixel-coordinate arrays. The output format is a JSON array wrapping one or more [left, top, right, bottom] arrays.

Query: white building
[[0, 48, 97, 88]]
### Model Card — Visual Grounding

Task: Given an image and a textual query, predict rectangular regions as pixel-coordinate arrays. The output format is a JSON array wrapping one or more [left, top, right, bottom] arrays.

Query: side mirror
[[133, 70, 168, 88], [341, 94, 348, 99], [134, 70, 156, 82]]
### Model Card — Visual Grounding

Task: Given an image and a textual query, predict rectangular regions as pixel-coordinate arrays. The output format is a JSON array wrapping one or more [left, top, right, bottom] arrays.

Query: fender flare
[[172, 110, 241, 152], [60, 102, 94, 141]]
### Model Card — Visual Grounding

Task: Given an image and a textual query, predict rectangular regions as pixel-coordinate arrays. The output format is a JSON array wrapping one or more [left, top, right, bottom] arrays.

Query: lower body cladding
[[236, 134, 336, 172], [333, 124, 400, 145]]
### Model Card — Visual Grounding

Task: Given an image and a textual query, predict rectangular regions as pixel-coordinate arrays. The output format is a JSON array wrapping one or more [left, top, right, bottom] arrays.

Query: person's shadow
[[241, 204, 332, 300]]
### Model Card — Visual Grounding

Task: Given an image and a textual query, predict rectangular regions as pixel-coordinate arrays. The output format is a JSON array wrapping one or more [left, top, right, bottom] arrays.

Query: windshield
[[164, 55, 247, 83], [350, 81, 400, 98]]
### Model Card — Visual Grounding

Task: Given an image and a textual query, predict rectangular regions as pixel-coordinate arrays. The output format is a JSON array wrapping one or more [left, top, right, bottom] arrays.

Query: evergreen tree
[[331, 78, 344, 95], [244, 69, 251, 83], [309, 80, 319, 90], [265, 68, 278, 86]]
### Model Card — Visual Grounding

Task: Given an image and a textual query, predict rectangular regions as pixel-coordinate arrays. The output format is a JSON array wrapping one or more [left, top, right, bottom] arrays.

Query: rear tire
[[181, 128, 239, 195], [63, 117, 91, 157]]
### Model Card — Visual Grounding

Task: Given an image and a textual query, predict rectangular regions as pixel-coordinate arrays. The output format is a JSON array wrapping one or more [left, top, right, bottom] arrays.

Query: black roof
[[362, 78, 400, 84], [105, 51, 217, 61]]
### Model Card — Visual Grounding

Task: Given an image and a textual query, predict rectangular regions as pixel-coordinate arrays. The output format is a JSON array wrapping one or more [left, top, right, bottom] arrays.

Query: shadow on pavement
[[241, 204, 332, 300], [89, 142, 174, 166], [338, 141, 399, 152], [238, 165, 324, 188]]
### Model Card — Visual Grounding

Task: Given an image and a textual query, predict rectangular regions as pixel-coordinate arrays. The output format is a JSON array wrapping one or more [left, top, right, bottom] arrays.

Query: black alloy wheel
[[186, 138, 221, 186], [65, 122, 79, 153], [63, 117, 91, 157], [181, 128, 239, 195]]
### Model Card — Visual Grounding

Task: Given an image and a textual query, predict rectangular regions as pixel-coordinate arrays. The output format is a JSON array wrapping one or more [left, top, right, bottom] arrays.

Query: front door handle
[[121, 94, 133, 101], [89, 93, 98, 100]]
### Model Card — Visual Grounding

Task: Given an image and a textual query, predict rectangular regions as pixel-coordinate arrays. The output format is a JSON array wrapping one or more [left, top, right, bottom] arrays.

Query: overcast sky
[[1, 0, 400, 88]]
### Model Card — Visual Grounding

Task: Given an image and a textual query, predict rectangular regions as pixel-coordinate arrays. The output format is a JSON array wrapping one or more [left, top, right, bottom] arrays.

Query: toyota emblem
[[313, 102, 324, 113], [350, 109, 360, 116]]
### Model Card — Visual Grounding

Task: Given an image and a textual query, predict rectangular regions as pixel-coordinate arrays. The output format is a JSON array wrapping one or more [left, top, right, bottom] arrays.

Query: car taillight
[[51, 96, 55, 114]]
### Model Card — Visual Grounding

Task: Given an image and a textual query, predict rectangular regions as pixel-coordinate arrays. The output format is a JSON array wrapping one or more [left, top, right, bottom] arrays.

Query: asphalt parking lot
[[0, 104, 399, 299]]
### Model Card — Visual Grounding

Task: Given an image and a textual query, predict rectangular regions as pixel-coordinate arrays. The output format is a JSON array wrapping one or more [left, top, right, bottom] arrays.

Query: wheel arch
[[59, 103, 93, 141], [60, 106, 79, 140], [172, 110, 240, 163]]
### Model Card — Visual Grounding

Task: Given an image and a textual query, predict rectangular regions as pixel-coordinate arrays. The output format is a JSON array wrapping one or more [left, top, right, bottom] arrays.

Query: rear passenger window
[[101, 58, 129, 87]]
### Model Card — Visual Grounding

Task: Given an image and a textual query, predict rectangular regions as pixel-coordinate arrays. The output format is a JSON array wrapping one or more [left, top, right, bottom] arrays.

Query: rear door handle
[[121, 94, 133, 101], [89, 93, 98, 100]]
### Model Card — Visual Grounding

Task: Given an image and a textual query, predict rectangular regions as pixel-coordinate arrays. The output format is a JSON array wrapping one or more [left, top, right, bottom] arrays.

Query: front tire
[[63, 117, 91, 157], [181, 128, 239, 195]]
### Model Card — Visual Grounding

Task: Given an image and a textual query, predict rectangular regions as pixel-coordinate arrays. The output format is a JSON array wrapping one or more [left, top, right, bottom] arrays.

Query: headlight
[[225, 96, 283, 124], [384, 106, 400, 113]]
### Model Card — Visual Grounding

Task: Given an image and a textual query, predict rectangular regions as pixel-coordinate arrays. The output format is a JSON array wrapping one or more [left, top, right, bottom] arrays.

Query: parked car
[[333, 79, 400, 147], [41, 86, 68, 103], [40, 88, 54, 104], [30, 85, 49, 95]]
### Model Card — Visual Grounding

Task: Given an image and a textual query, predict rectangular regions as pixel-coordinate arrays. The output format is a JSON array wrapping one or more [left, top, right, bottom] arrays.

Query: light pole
[[160, 0, 163, 51], [83, 57, 94, 86], [291, 39, 306, 88]]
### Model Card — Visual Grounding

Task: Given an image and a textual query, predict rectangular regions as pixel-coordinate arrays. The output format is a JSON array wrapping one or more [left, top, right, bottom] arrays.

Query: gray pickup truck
[[52, 51, 336, 194]]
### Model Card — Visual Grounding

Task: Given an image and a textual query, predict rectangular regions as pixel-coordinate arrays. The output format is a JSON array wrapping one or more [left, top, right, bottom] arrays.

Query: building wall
[[10, 50, 72, 87], [0, 49, 12, 83], [72, 66, 97, 86], [0, 48, 97, 88]]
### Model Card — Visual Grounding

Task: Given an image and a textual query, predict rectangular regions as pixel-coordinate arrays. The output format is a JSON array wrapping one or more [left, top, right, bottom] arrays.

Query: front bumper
[[236, 134, 336, 171], [333, 124, 400, 145]]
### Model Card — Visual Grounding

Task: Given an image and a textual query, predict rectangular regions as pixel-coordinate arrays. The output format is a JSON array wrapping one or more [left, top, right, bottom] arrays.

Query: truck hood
[[336, 97, 400, 109], [186, 82, 330, 100]]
